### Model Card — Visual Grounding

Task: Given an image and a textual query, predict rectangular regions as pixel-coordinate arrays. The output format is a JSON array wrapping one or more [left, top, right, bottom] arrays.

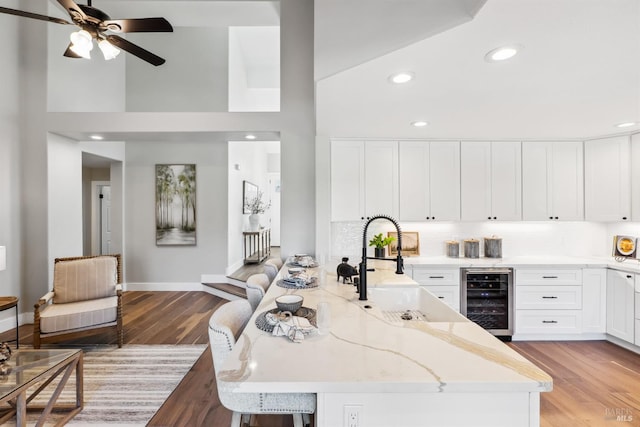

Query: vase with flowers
[[244, 191, 271, 231]]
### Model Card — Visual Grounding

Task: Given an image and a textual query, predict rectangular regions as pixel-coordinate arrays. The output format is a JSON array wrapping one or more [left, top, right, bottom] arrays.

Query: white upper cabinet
[[584, 136, 630, 221], [522, 141, 584, 221], [461, 141, 522, 221], [631, 133, 640, 221], [330, 140, 398, 221], [398, 141, 460, 221]]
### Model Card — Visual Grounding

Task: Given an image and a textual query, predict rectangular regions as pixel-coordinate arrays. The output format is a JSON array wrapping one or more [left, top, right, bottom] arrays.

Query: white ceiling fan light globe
[[69, 29, 94, 59], [98, 39, 121, 60]]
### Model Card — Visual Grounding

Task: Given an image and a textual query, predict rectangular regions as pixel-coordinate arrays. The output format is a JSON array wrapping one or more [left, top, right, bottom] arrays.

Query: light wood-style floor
[[2, 291, 639, 427]]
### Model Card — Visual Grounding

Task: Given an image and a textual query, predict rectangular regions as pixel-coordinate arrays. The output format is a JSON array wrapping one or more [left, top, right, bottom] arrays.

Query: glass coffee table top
[[0, 349, 81, 399]]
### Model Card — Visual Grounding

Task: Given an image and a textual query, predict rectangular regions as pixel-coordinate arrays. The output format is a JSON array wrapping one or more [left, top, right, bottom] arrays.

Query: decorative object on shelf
[[463, 239, 479, 258], [445, 240, 460, 258], [0, 341, 12, 376], [389, 231, 420, 256], [612, 235, 637, 261], [155, 164, 196, 246], [484, 235, 502, 258], [369, 233, 395, 258], [336, 257, 358, 284]]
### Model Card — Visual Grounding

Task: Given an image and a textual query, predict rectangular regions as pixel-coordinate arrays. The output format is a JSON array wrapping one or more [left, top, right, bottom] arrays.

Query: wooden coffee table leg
[[15, 392, 26, 427]]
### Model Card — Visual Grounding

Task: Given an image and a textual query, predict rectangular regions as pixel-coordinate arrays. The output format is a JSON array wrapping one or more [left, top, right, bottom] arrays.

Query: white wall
[[0, 0, 22, 328], [48, 134, 84, 263], [126, 28, 228, 112], [125, 140, 227, 285], [280, 0, 316, 258]]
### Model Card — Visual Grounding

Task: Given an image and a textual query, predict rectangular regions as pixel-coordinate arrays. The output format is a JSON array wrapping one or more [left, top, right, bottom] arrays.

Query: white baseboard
[[225, 260, 245, 276], [605, 334, 640, 355], [201, 274, 235, 284], [0, 312, 32, 335], [512, 333, 607, 341]]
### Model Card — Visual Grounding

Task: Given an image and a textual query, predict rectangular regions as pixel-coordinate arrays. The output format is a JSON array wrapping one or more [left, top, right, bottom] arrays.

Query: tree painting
[[156, 164, 196, 245]]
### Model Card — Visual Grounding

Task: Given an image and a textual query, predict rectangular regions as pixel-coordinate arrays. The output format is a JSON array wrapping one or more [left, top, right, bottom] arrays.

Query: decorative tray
[[287, 261, 319, 268], [276, 277, 318, 289], [255, 307, 317, 333]]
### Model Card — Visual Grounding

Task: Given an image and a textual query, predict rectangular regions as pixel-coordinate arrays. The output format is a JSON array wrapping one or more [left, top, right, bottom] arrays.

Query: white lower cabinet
[[582, 269, 607, 334], [635, 285, 640, 345], [606, 270, 635, 343], [515, 269, 584, 336], [411, 267, 460, 312]]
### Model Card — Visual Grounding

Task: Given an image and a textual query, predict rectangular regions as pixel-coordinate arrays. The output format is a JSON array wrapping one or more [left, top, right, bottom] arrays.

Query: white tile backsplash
[[331, 221, 612, 260]]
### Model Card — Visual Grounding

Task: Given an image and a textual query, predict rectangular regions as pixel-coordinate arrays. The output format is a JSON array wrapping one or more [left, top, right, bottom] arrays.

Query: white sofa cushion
[[40, 296, 118, 334], [53, 256, 117, 304]]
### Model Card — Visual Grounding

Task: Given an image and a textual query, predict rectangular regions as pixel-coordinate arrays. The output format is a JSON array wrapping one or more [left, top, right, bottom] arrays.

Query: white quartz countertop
[[218, 261, 553, 395]]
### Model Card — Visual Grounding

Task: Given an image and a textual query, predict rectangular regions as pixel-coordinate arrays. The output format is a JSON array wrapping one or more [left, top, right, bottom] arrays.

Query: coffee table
[[0, 349, 83, 427]]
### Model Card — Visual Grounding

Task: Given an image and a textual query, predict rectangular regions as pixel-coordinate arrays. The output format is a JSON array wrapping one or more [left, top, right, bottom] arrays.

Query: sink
[[366, 286, 468, 323]]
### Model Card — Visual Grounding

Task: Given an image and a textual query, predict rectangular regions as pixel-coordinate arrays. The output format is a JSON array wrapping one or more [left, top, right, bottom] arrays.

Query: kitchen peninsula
[[218, 261, 552, 427]]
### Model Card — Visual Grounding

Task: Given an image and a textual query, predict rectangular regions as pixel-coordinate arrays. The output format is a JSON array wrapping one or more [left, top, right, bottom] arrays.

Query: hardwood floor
[[2, 292, 640, 426]]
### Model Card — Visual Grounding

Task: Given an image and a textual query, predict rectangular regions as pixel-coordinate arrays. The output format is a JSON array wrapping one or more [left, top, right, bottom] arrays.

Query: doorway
[[91, 180, 112, 255]]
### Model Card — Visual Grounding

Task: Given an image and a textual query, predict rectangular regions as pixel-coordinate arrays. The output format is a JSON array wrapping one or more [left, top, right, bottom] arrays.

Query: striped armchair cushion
[[54, 256, 117, 304]]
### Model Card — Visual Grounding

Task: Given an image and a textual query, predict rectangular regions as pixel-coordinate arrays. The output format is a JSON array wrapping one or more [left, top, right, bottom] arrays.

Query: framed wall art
[[156, 164, 196, 246], [388, 231, 420, 256], [243, 180, 258, 214]]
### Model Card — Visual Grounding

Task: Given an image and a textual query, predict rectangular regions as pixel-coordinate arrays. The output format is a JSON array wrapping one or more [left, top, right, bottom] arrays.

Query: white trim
[[605, 334, 640, 355], [512, 333, 606, 341], [225, 260, 245, 276]]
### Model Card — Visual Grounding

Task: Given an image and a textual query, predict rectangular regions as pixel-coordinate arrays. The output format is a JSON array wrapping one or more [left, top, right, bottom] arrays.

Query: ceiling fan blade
[[106, 34, 166, 66], [0, 6, 72, 25], [102, 17, 173, 33], [63, 43, 82, 58], [55, 0, 87, 21]]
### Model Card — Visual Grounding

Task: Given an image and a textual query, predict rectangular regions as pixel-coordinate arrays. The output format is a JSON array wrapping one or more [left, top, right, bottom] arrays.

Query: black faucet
[[358, 214, 404, 301]]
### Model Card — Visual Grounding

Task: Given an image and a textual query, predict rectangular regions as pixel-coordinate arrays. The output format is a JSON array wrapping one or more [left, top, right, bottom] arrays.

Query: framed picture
[[388, 231, 420, 256], [156, 164, 196, 246], [612, 235, 636, 258], [243, 181, 258, 214]]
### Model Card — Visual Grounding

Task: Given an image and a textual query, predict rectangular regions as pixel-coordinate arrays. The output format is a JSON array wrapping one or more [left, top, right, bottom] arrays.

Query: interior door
[[267, 173, 281, 246], [100, 185, 112, 255]]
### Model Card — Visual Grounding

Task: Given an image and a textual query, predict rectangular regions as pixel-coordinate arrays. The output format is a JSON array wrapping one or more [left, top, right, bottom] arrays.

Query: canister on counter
[[484, 235, 502, 258], [445, 240, 459, 258], [463, 239, 479, 258]]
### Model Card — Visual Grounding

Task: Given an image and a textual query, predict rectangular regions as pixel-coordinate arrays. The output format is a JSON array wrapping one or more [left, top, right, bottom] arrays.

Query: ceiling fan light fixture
[[98, 39, 120, 60], [69, 29, 93, 59]]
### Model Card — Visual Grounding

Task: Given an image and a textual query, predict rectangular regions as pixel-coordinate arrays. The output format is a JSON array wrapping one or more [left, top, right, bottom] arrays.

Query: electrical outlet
[[344, 405, 362, 427]]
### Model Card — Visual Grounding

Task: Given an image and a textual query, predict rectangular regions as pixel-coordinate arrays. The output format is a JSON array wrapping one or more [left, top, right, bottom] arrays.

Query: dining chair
[[245, 273, 270, 311], [209, 299, 315, 427], [263, 260, 279, 282]]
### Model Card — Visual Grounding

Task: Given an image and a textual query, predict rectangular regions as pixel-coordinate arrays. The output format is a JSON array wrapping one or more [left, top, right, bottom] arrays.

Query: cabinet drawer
[[412, 269, 460, 286], [516, 269, 582, 285], [516, 285, 582, 310], [423, 286, 460, 312], [516, 310, 582, 334]]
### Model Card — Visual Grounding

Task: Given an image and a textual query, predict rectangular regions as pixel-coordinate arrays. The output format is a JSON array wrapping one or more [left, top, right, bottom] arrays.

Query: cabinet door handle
[[623, 217, 628, 220], [542, 296, 558, 299], [438, 296, 445, 299], [542, 320, 558, 324], [542, 276, 558, 279], [627, 275, 633, 279], [429, 276, 445, 279]]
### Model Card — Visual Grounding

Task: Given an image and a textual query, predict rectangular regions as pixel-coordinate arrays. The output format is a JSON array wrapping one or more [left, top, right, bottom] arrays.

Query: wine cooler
[[460, 268, 514, 339]]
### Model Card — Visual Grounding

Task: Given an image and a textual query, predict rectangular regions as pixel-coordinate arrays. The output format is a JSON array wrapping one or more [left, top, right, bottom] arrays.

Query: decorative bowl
[[275, 294, 303, 313]]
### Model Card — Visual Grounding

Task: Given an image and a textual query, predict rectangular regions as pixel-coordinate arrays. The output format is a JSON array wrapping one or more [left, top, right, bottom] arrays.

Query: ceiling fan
[[0, 0, 173, 66]]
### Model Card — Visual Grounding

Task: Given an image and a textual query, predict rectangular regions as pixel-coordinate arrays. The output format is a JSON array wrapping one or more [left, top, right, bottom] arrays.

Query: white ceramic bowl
[[275, 294, 304, 313]]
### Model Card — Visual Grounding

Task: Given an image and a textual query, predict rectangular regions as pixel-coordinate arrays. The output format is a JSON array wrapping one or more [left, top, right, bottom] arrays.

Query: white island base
[[219, 264, 552, 427], [318, 391, 539, 427]]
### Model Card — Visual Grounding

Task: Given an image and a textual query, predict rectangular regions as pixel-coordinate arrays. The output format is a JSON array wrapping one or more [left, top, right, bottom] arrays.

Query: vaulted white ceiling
[[316, 0, 640, 140]]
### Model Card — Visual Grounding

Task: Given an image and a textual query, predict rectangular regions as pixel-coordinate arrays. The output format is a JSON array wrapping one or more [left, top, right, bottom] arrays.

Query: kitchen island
[[218, 261, 552, 427]]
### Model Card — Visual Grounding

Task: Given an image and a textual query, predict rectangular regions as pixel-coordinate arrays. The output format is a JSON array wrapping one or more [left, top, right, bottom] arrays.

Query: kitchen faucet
[[359, 214, 404, 301]]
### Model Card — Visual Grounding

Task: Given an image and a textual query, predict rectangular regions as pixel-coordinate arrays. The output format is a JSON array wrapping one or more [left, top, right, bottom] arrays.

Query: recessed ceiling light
[[389, 72, 414, 84], [485, 45, 521, 62], [245, 134, 256, 140], [411, 121, 428, 127], [90, 135, 104, 140], [616, 122, 637, 128]]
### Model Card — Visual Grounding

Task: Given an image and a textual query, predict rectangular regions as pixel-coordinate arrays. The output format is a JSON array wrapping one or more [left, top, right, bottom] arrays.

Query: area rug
[[11, 344, 206, 427]]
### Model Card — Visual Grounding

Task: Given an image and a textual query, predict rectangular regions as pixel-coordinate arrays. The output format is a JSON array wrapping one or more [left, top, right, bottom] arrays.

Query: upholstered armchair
[[33, 254, 123, 349]]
